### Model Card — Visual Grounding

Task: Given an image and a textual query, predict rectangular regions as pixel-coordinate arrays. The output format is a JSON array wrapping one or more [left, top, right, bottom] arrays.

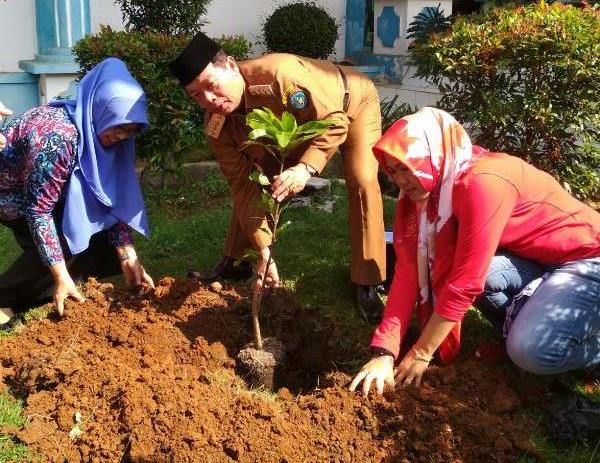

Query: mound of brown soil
[[0, 278, 546, 462]]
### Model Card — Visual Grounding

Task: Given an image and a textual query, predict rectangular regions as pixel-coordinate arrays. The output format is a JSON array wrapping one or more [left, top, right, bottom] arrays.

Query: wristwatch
[[300, 162, 317, 177], [370, 346, 395, 359]]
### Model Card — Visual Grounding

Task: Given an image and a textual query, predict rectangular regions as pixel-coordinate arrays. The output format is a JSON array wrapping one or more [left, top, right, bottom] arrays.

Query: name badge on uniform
[[248, 84, 275, 98], [205, 114, 226, 139]]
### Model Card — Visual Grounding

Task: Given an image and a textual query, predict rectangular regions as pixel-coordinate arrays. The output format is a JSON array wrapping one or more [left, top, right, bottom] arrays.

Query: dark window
[[364, 0, 374, 50]]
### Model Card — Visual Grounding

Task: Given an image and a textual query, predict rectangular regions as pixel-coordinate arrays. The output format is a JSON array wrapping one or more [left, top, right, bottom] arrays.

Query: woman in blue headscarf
[[0, 58, 154, 329]]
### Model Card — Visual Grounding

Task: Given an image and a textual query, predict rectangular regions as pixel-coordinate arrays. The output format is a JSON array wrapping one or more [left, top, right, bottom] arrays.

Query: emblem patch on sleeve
[[288, 90, 308, 110], [205, 114, 226, 138]]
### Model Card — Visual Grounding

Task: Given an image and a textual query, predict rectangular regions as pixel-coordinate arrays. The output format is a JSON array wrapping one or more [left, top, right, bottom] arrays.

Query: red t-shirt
[[372, 153, 600, 358]]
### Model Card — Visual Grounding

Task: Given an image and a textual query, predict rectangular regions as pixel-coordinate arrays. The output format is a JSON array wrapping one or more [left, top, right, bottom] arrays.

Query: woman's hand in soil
[[49, 263, 85, 317], [271, 164, 311, 203], [117, 246, 155, 293], [252, 247, 280, 296], [394, 348, 432, 387], [349, 355, 395, 397]]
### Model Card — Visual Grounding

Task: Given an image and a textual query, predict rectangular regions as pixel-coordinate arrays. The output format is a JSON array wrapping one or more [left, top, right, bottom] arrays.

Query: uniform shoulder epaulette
[[205, 113, 226, 138]]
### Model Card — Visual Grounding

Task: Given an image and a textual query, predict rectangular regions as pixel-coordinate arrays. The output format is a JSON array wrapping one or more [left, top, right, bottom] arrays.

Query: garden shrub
[[74, 27, 251, 176], [216, 34, 253, 60], [262, 1, 339, 59], [410, 2, 600, 199], [114, 0, 211, 36]]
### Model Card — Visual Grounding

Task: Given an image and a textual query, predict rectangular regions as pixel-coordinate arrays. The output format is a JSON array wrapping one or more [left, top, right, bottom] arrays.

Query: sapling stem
[[251, 164, 284, 351]]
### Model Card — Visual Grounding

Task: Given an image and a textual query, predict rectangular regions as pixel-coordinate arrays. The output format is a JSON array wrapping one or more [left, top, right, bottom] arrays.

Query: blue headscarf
[[50, 57, 150, 254]]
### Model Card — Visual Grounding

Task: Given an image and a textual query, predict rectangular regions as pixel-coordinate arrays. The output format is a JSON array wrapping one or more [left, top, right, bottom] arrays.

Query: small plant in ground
[[241, 108, 336, 351]]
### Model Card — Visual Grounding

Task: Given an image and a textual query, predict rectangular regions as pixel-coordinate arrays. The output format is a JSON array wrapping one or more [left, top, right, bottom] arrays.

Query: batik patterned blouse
[[0, 105, 132, 266]]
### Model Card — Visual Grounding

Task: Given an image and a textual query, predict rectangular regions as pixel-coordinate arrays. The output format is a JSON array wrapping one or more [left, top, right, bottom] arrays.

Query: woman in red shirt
[[350, 107, 600, 397]]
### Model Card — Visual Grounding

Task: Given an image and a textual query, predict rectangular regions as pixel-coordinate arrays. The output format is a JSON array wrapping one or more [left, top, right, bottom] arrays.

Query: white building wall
[[90, 0, 125, 33], [1, 0, 347, 73], [0, 0, 37, 72]]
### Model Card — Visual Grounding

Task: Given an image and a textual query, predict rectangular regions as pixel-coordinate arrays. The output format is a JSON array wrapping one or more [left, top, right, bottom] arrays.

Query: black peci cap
[[169, 32, 222, 86]]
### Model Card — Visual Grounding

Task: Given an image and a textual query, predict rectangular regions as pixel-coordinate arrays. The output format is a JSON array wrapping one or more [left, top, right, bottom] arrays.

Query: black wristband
[[370, 346, 395, 359]]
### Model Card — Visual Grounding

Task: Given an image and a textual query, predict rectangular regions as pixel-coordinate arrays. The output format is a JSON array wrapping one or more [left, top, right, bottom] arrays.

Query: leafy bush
[[74, 27, 251, 176], [262, 2, 339, 59], [410, 2, 600, 199], [114, 0, 211, 36], [216, 35, 253, 60]]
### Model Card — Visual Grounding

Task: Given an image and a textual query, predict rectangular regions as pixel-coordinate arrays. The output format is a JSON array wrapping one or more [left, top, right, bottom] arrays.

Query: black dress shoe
[[188, 256, 253, 283], [354, 284, 385, 323]]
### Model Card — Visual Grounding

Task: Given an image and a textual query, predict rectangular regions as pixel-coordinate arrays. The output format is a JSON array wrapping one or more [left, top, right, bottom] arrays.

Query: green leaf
[[260, 190, 277, 216], [281, 111, 298, 133], [248, 128, 269, 140], [249, 170, 271, 186], [236, 249, 260, 264], [277, 220, 292, 236]]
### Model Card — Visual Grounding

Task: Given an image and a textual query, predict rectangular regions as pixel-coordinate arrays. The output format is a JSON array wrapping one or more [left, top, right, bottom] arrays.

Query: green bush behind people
[[74, 29, 252, 176], [262, 1, 339, 59], [410, 2, 600, 199]]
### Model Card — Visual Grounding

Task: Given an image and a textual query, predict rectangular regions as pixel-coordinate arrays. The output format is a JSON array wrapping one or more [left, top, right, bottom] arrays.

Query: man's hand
[[49, 262, 85, 317], [271, 164, 313, 203], [252, 247, 281, 296], [116, 245, 155, 294], [349, 354, 395, 397]]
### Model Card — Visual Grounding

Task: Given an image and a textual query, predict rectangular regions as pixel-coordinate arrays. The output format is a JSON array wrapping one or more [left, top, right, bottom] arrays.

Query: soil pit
[[0, 278, 548, 462]]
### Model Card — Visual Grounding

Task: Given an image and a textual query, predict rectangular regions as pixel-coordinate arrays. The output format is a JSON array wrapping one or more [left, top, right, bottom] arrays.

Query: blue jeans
[[474, 251, 600, 375]]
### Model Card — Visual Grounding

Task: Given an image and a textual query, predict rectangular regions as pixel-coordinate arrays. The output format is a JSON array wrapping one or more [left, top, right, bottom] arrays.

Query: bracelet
[[411, 349, 433, 363]]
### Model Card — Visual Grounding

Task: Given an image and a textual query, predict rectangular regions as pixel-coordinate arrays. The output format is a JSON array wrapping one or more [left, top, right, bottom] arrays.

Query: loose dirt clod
[[0, 278, 548, 462], [237, 337, 285, 390]]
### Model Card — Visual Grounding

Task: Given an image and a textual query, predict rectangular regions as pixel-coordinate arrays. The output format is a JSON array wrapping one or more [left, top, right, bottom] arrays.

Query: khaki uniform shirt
[[205, 53, 370, 250]]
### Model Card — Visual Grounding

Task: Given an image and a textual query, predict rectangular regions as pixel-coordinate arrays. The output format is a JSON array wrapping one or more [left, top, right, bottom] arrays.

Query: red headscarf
[[373, 107, 484, 363]]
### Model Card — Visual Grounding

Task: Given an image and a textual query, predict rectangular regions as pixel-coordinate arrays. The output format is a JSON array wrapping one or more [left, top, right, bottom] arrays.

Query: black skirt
[[0, 214, 122, 311]]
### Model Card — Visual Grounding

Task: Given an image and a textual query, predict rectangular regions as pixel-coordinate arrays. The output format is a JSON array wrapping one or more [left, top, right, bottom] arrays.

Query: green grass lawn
[[0, 176, 598, 462]]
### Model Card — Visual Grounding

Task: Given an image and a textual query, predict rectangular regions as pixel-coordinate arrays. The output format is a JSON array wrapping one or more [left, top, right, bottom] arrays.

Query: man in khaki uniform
[[170, 32, 385, 320]]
